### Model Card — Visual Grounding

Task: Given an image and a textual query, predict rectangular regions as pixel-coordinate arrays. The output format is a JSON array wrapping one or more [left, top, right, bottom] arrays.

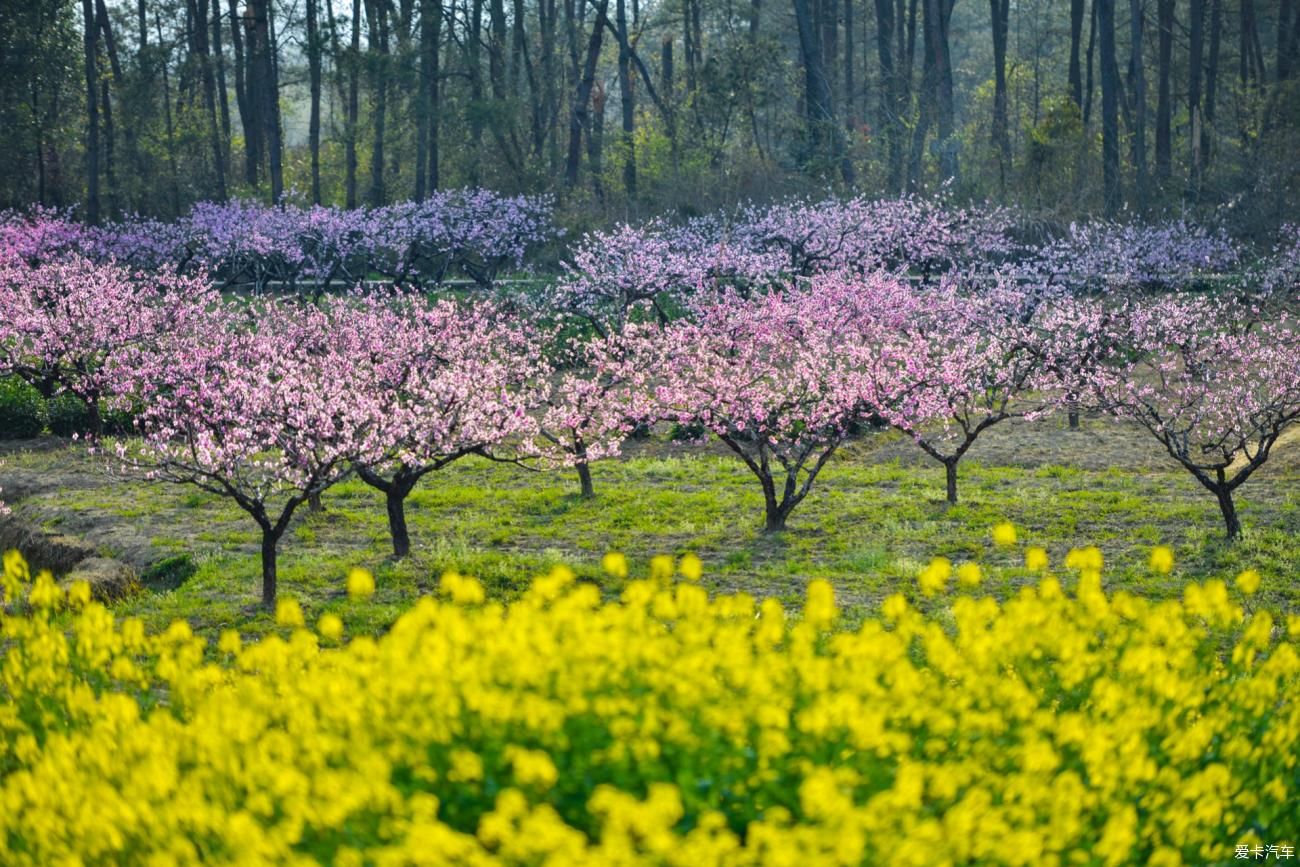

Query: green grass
[[3, 419, 1299, 641]]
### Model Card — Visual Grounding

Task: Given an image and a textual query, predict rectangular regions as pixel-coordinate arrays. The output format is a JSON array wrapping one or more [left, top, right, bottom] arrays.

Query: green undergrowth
[[4, 433, 1300, 641]]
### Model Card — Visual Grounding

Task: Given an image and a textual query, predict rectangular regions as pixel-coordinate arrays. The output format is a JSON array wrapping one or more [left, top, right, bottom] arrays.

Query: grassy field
[[2, 413, 1299, 639]]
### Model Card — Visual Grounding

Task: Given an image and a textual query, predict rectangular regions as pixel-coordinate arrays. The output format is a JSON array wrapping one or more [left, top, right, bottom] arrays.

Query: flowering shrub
[[1, 545, 1297, 865], [0, 190, 556, 290], [1024, 219, 1241, 293]]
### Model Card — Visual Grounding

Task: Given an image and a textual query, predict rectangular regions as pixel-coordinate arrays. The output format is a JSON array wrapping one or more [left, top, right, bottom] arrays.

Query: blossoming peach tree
[[342, 295, 545, 557], [1093, 295, 1300, 539], [0, 256, 216, 437], [654, 279, 906, 531], [111, 299, 382, 606]]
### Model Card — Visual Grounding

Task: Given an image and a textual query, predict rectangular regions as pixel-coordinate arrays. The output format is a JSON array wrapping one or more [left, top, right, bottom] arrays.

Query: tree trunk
[[762, 479, 788, 531], [1203, 0, 1222, 165], [213, 0, 232, 172], [193, 0, 228, 200], [367, 0, 390, 206], [875, 0, 901, 188], [416, 0, 437, 197], [1215, 485, 1241, 539], [1155, 0, 1173, 178], [228, 0, 256, 186], [564, 0, 608, 188], [794, 0, 853, 183], [990, 0, 1011, 189], [156, 14, 182, 215], [1098, 0, 1121, 214], [907, 0, 935, 189], [844, 0, 855, 124], [249, 0, 283, 201], [1083, 0, 1097, 123], [1189, 0, 1204, 194], [1069, 0, 1084, 105], [306, 0, 323, 204], [261, 527, 280, 607], [944, 458, 958, 504], [467, 0, 484, 184], [81, 0, 100, 225], [1129, 0, 1147, 209], [616, 0, 635, 199], [386, 488, 412, 557], [346, 0, 362, 207], [576, 460, 594, 498], [929, 0, 957, 183]]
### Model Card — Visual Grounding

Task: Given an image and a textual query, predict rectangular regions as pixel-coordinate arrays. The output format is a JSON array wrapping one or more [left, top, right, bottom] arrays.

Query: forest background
[[2, 0, 1299, 232]]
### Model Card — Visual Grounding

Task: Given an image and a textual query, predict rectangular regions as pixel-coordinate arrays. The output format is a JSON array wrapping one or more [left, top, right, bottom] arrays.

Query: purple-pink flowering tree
[[341, 295, 545, 556], [1094, 296, 1300, 539], [0, 256, 217, 436], [1024, 219, 1240, 294], [528, 325, 663, 497], [655, 284, 878, 531], [732, 193, 1017, 279], [871, 279, 1045, 504], [112, 300, 381, 605]]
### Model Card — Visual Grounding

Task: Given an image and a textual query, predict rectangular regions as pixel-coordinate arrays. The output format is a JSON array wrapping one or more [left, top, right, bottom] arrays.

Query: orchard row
[[4, 192, 1285, 305], [5, 226, 1300, 605]]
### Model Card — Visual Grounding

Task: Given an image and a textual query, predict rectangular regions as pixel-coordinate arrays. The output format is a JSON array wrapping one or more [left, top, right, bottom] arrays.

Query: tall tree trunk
[[81, 0, 100, 224], [246, 0, 282, 200], [193, 0, 227, 200], [564, 0, 608, 187], [683, 0, 696, 93], [845, 0, 855, 124], [1129, 0, 1147, 209], [416, 0, 441, 197], [990, 0, 1011, 190], [907, 0, 935, 190], [366, 0, 390, 205], [1279, 0, 1297, 81], [616, 0, 635, 199], [926, 0, 957, 182], [467, 0, 485, 183], [346, 0, 362, 207], [1203, 0, 1221, 164], [227, 0, 256, 185], [306, 0, 323, 203], [212, 0, 232, 172], [1189, 0, 1205, 194], [1069, 0, 1085, 106], [1084, 0, 1097, 124], [156, 14, 182, 215], [875, 0, 902, 188], [1098, 0, 1121, 214], [1240, 0, 1265, 86], [1155, 0, 1173, 178], [794, 0, 854, 183]]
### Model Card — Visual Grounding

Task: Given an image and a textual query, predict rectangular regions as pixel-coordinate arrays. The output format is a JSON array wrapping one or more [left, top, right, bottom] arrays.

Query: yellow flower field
[[1, 546, 1297, 865]]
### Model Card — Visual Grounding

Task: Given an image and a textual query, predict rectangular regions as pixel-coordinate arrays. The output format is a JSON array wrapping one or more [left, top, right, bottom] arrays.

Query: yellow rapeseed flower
[[275, 598, 305, 628], [346, 567, 376, 600], [918, 557, 952, 596], [678, 553, 703, 582], [992, 521, 1018, 547], [318, 613, 344, 641], [601, 552, 629, 579], [1025, 547, 1049, 571], [957, 562, 982, 588], [1149, 546, 1175, 574], [1236, 569, 1261, 595]]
